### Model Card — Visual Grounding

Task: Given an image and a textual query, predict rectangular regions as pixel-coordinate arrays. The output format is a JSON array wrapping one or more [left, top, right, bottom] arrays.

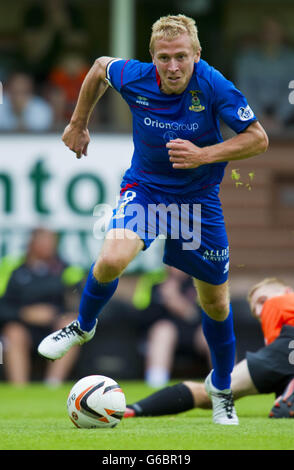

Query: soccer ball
[[67, 375, 126, 428]]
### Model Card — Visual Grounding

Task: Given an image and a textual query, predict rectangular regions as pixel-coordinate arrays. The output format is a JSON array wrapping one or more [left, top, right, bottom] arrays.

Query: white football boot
[[205, 370, 239, 425], [38, 320, 97, 360]]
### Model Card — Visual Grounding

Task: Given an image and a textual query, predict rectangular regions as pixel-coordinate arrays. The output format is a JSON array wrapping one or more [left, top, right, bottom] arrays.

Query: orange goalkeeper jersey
[[261, 293, 294, 345]]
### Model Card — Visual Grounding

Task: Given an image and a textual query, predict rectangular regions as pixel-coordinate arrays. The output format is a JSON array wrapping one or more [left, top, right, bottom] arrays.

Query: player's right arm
[[62, 56, 116, 159]]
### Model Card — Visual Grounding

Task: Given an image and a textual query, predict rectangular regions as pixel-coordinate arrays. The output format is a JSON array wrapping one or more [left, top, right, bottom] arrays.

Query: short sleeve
[[212, 68, 257, 133], [106, 59, 143, 93]]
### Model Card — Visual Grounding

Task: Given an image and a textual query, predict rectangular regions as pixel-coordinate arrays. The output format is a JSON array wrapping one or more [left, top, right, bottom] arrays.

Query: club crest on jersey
[[189, 90, 205, 112]]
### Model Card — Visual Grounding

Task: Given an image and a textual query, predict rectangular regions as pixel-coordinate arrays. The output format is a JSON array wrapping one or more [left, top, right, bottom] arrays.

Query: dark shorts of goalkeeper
[[246, 325, 294, 397]]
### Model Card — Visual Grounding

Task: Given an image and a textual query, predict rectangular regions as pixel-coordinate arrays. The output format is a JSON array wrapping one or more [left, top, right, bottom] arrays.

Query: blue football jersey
[[106, 58, 257, 194]]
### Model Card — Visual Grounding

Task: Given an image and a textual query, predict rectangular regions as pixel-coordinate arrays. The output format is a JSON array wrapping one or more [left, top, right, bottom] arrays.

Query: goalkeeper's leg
[[124, 359, 258, 417]]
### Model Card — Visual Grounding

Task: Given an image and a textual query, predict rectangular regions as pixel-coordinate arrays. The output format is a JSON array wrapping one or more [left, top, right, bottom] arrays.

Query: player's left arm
[[167, 121, 269, 169]]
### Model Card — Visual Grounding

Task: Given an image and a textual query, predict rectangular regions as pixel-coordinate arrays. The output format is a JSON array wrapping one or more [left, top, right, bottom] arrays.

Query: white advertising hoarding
[[0, 134, 164, 271]]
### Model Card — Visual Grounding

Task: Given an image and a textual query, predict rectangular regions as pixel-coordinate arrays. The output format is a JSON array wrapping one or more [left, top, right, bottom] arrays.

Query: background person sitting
[[47, 51, 89, 123], [0, 227, 85, 385], [0, 72, 53, 132]]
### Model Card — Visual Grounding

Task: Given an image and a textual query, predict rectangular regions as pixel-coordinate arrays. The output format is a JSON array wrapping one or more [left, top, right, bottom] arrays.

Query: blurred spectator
[[19, 0, 88, 86], [0, 72, 53, 132], [0, 37, 20, 82], [43, 84, 68, 130], [133, 267, 211, 388], [0, 228, 85, 385], [47, 52, 89, 122], [234, 17, 294, 134]]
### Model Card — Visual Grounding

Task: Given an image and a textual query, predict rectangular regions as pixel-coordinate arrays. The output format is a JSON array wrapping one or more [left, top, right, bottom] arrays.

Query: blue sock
[[201, 305, 236, 390], [77, 264, 119, 331]]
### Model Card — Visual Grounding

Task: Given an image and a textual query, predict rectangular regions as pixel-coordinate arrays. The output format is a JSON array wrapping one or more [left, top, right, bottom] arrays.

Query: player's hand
[[62, 123, 90, 159], [166, 138, 208, 169]]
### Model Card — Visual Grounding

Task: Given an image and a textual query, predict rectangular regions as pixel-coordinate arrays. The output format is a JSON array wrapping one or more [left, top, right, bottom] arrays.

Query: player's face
[[249, 283, 291, 319], [250, 287, 269, 319], [151, 33, 200, 95]]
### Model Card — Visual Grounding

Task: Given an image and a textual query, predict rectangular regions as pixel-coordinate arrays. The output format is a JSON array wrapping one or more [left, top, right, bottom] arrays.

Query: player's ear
[[150, 50, 155, 64], [194, 48, 201, 63]]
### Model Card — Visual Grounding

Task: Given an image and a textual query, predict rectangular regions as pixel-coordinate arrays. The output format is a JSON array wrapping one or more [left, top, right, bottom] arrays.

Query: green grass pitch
[[0, 381, 293, 450]]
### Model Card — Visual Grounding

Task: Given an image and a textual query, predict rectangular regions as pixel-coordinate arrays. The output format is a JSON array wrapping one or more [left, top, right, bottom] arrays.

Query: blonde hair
[[149, 14, 201, 54], [247, 277, 289, 304]]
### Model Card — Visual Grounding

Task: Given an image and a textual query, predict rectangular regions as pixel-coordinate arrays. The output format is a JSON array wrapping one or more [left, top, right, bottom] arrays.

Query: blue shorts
[[107, 182, 229, 285]]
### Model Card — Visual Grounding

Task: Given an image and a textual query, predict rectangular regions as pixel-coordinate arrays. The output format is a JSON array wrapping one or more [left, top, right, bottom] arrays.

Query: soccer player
[[123, 278, 294, 419], [38, 14, 269, 425]]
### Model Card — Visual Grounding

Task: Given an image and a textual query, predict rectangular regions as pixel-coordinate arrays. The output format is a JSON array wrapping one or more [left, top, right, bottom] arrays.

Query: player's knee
[[201, 299, 229, 321], [94, 253, 129, 282]]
